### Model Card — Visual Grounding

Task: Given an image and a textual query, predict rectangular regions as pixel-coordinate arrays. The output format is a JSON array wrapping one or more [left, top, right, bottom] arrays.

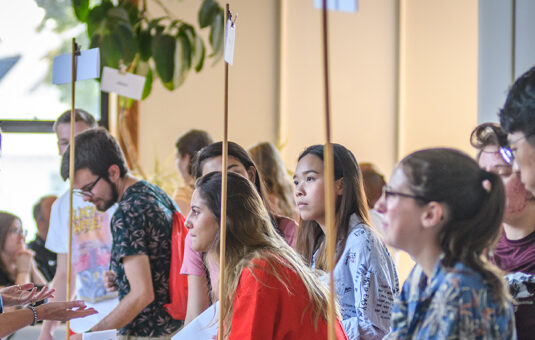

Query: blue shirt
[[314, 214, 399, 340], [385, 257, 517, 339]]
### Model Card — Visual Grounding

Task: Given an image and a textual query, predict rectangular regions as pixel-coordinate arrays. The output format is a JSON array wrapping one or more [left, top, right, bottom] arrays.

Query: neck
[[411, 243, 442, 279], [115, 173, 140, 202], [503, 202, 535, 240], [183, 173, 194, 186]]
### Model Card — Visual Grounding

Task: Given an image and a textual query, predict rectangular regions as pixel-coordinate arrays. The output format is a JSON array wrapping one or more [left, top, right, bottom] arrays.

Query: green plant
[[72, 0, 225, 99]]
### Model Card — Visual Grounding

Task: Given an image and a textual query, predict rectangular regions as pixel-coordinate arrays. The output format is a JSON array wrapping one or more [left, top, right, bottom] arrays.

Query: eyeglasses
[[381, 186, 428, 203], [8, 228, 27, 237], [74, 176, 101, 198], [499, 146, 514, 165]]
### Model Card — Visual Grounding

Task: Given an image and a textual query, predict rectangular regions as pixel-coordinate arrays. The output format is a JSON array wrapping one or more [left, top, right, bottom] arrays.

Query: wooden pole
[[321, 1, 337, 340], [66, 37, 79, 340], [218, 4, 230, 338]]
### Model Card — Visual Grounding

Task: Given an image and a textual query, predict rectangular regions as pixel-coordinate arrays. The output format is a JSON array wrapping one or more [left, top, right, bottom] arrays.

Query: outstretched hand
[[36, 300, 98, 322], [1, 283, 54, 307]]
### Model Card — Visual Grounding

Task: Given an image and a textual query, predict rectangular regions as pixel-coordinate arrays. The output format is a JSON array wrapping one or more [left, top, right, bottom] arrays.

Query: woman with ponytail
[[376, 148, 516, 339]]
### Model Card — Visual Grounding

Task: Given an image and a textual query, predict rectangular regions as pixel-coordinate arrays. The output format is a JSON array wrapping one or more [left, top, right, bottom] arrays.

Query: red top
[[226, 257, 348, 340]]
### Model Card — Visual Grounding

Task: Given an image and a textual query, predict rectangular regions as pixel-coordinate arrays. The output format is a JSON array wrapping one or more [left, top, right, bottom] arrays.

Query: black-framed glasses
[[74, 176, 101, 198], [381, 186, 427, 203], [8, 228, 27, 237]]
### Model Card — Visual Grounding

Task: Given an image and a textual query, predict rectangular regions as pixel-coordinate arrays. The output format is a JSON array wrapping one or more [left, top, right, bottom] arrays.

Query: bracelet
[[27, 305, 38, 326]]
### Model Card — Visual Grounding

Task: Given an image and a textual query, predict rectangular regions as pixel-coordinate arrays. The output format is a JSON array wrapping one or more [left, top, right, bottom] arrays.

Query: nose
[[294, 182, 304, 197], [185, 214, 193, 230], [375, 192, 387, 213], [513, 158, 521, 175]]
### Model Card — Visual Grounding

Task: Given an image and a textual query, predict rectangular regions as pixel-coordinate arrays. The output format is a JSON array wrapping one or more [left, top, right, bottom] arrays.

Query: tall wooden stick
[[66, 37, 79, 340], [218, 4, 230, 338], [321, 1, 337, 340]]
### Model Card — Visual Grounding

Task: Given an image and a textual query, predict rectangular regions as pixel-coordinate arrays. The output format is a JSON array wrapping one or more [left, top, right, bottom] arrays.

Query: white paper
[[100, 66, 146, 100], [52, 48, 100, 85], [224, 19, 236, 65], [82, 329, 117, 340], [172, 302, 219, 340], [314, 0, 358, 12]]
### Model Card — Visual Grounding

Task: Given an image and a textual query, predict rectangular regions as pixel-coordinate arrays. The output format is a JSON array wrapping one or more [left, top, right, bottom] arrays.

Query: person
[[40, 109, 118, 340], [359, 162, 386, 230], [499, 65, 535, 195], [249, 142, 298, 219], [0, 283, 97, 338], [185, 171, 348, 339], [376, 148, 516, 339], [293, 144, 398, 340], [28, 195, 58, 282], [181, 141, 299, 325], [174, 129, 213, 213], [0, 212, 46, 296], [61, 127, 182, 339], [471, 122, 535, 340]]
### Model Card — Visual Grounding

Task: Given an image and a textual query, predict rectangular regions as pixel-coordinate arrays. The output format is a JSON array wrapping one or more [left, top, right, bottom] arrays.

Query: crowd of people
[[4, 66, 535, 339]]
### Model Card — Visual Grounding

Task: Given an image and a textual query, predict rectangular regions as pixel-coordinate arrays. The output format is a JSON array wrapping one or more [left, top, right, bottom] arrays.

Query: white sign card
[[172, 302, 219, 340], [100, 66, 146, 100], [314, 0, 358, 12], [52, 48, 100, 85], [224, 19, 236, 65], [82, 329, 117, 340]]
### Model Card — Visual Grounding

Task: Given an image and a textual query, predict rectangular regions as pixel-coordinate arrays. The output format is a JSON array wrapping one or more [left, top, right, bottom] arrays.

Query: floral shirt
[[385, 258, 517, 340], [111, 180, 183, 336]]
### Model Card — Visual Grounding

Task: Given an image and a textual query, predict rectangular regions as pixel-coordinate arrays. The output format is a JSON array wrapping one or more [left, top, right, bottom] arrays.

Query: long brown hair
[[195, 172, 334, 339], [0, 212, 21, 277], [400, 148, 510, 308], [295, 144, 370, 270]]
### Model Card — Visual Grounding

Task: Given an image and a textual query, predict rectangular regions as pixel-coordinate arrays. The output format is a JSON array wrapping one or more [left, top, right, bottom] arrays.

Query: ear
[[335, 178, 344, 196], [420, 201, 446, 229], [107, 164, 121, 183], [247, 166, 257, 184]]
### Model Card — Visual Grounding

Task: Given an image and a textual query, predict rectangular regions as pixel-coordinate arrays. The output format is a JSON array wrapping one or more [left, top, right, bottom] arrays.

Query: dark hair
[[175, 130, 213, 176], [359, 162, 386, 208], [295, 144, 370, 270], [399, 148, 509, 307], [470, 123, 508, 161], [0, 212, 21, 276], [33, 195, 57, 222], [499, 66, 535, 141], [53, 109, 97, 132], [61, 127, 128, 180]]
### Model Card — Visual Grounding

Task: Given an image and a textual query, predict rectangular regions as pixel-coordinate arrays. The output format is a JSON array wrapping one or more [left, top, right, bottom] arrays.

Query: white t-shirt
[[46, 190, 119, 332]]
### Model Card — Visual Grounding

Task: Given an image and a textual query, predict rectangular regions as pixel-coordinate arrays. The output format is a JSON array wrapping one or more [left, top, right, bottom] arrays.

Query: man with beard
[[60, 128, 182, 339]]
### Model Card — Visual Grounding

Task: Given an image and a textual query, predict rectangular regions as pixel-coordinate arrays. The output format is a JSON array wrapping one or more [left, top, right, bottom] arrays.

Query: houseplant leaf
[[152, 33, 175, 84], [209, 11, 224, 63], [72, 0, 90, 22], [199, 0, 220, 28]]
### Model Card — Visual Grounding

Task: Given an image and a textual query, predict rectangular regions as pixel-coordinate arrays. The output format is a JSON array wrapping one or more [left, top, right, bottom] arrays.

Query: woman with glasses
[[293, 144, 398, 340], [0, 212, 46, 307], [471, 123, 535, 340], [376, 148, 516, 339]]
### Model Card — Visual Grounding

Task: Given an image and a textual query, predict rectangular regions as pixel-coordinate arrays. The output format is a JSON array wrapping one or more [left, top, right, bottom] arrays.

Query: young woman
[[185, 171, 347, 339], [181, 141, 298, 324], [471, 123, 535, 340], [376, 148, 516, 339], [249, 142, 298, 220], [0, 212, 46, 291], [293, 144, 398, 340]]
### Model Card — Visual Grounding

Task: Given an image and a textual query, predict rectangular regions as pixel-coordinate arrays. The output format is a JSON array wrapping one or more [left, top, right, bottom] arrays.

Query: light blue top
[[313, 214, 399, 340]]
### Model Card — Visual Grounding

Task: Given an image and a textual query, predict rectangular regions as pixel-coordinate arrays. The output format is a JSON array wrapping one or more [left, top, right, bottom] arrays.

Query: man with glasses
[[40, 110, 118, 340], [60, 128, 183, 339]]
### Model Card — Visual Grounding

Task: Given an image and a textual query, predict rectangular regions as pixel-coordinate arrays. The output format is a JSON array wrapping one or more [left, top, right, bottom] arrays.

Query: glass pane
[[0, 133, 68, 240], [0, 0, 101, 120]]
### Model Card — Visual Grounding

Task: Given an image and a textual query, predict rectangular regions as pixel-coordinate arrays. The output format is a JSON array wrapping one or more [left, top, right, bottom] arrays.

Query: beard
[[96, 178, 119, 212]]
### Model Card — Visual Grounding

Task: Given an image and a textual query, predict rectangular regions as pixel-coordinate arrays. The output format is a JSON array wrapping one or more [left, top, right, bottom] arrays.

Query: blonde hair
[[196, 172, 336, 339]]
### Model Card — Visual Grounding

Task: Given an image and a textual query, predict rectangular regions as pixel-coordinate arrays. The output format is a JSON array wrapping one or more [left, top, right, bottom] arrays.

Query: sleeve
[[228, 265, 280, 340], [45, 194, 68, 254], [340, 233, 393, 340], [180, 233, 206, 276], [277, 218, 298, 248]]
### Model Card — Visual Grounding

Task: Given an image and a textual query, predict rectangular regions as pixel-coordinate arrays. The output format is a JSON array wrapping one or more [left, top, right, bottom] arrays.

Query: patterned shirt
[[385, 258, 517, 340], [313, 214, 399, 340], [111, 180, 182, 336]]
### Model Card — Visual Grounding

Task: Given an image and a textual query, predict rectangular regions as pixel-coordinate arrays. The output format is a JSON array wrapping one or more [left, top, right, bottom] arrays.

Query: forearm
[[0, 308, 36, 338], [31, 264, 47, 286], [90, 290, 152, 332], [184, 275, 210, 325], [15, 272, 30, 285]]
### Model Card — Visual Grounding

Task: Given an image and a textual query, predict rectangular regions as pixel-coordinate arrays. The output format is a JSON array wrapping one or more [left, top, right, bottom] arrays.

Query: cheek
[[504, 177, 531, 214]]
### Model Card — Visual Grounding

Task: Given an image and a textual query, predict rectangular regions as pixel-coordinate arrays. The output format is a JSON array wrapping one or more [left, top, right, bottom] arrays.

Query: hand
[[37, 332, 54, 340], [1, 283, 55, 307], [15, 249, 34, 274], [36, 300, 98, 322], [102, 270, 117, 292], [70, 334, 83, 340]]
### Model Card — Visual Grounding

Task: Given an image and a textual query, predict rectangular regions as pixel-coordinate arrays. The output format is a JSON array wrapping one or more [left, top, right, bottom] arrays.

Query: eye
[[306, 176, 315, 182], [293, 180, 299, 186]]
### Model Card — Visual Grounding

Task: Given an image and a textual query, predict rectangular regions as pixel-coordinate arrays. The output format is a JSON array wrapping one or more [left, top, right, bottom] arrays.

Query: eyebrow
[[293, 169, 319, 179], [227, 164, 241, 170]]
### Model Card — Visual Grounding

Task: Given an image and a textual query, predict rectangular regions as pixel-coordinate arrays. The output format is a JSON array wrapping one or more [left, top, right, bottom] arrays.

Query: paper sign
[[100, 66, 146, 100], [52, 48, 100, 85], [224, 19, 236, 65], [172, 302, 219, 340], [314, 0, 358, 12], [82, 329, 117, 340]]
